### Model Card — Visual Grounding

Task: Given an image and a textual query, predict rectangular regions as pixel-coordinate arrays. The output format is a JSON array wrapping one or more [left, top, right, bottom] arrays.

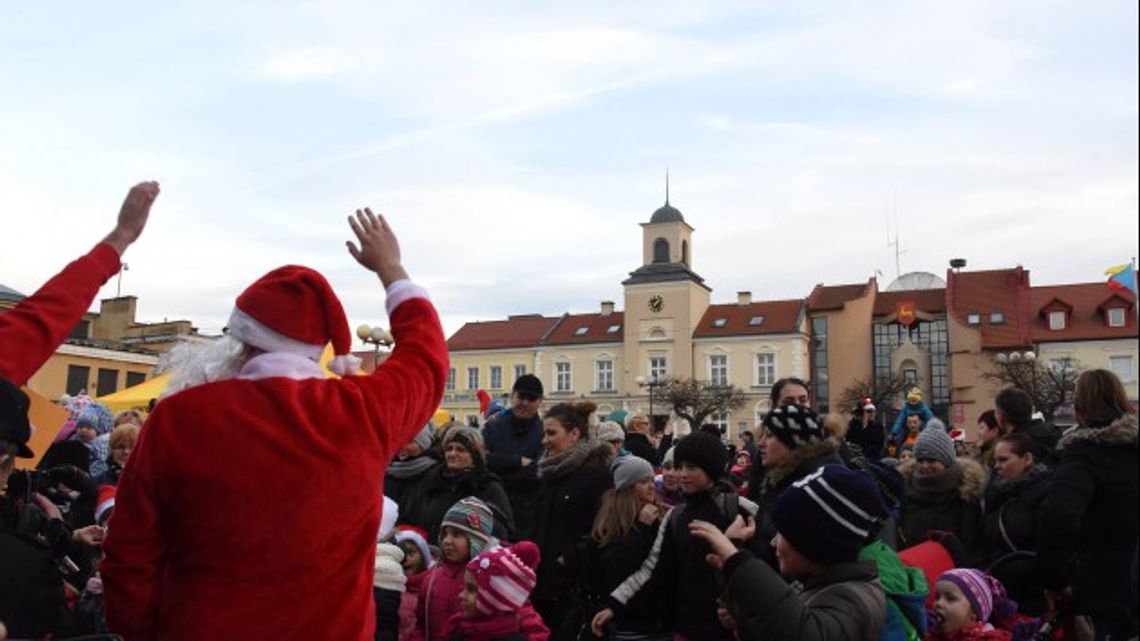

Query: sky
[[2, 1, 1137, 341]]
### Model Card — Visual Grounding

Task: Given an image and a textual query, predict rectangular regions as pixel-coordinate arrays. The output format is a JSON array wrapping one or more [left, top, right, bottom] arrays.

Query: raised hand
[[689, 519, 738, 568], [346, 207, 408, 287], [103, 181, 160, 256]]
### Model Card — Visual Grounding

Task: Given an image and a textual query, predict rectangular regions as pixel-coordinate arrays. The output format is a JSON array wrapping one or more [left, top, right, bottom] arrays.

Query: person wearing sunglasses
[[483, 374, 546, 538]]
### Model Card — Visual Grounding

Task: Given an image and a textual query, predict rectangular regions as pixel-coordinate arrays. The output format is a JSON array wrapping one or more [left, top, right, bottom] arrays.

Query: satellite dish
[[886, 271, 946, 291]]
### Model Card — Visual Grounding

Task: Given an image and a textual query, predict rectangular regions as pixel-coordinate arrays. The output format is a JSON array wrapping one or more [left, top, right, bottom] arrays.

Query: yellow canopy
[[16, 387, 71, 470]]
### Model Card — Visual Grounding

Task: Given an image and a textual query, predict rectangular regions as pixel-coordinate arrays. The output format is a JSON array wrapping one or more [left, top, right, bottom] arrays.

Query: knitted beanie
[[443, 426, 486, 468], [76, 403, 115, 436], [596, 421, 625, 444], [411, 422, 436, 452], [441, 497, 495, 555], [938, 569, 1017, 624], [611, 455, 655, 491], [467, 541, 541, 615], [914, 419, 956, 467], [762, 404, 824, 450], [394, 525, 434, 567], [378, 496, 399, 542], [771, 464, 887, 566], [673, 431, 728, 481]]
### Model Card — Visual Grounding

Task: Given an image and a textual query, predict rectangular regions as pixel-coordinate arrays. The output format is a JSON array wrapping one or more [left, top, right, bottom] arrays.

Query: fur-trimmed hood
[[897, 455, 987, 502], [762, 436, 843, 492], [1058, 414, 1138, 451]]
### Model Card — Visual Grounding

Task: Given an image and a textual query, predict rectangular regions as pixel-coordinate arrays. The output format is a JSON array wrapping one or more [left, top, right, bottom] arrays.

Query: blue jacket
[[889, 402, 934, 441]]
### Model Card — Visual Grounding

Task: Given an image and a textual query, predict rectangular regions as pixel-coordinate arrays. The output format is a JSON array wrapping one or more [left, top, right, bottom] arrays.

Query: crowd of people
[[0, 182, 1137, 641]]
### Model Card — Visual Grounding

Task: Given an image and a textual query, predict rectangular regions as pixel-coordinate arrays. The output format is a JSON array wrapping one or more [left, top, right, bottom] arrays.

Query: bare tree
[[656, 377, 747, 430], [982, 357, 1082, 421], [839, 372, 913, 416]]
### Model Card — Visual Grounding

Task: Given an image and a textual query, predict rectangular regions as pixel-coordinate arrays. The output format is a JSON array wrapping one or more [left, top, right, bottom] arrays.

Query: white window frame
[[513, 364, 527, 382], [990, 312, 1005, 325], [1048, 310, 1067, 331], [967, 313, 981, 325], [1107, 307, 1126, 327], [595, 360, 614, 392], [1109, 355, 1133, 382], [756, 353, 775, 386], [708, 410, 730, 433], [489, 365, 503, 390], [446, 367, 456, 391], [709, 354, 728, 386], [649, 356, 667, 381], [555, 362, 572, 392], [467, 366, 479, 390]]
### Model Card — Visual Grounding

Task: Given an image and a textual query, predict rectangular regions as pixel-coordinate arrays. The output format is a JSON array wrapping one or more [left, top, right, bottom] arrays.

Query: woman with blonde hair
[[95, 423, 140, 486]]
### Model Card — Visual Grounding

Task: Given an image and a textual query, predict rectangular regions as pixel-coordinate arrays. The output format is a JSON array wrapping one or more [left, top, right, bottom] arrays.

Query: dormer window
[[1108, 307, 1126, 327], [749, 316, 765, 326], [989, 312, 1005, 325], [606, 325, 621, 334], [967, 313, 981, 326], [574, 327, 589, 336], [713, 318, 727, 328], [1048, 310, 1067, 331]]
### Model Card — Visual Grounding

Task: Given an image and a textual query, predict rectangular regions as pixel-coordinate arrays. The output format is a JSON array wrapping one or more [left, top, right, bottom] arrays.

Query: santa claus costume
[[102, 263, 449, 641]]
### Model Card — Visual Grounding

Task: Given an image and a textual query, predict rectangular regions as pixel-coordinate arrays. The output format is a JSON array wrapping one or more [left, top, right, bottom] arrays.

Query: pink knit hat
[[466, 541, 540, 615], [938, 569, 1017, 624]]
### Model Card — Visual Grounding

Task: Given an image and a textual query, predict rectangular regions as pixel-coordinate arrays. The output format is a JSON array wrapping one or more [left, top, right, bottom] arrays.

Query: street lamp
[[995, 350, 1039, 406], [635, 375, 664, 431], [356, 324, 394, 364]]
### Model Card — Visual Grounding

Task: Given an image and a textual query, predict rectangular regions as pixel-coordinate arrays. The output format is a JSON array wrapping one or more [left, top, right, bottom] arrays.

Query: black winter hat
[[772, 464, 887, 566], [0, 377, 34, 458], [512, 374, 544, 398], [673, 431, 729, 482], [762, 404, 824, 450]]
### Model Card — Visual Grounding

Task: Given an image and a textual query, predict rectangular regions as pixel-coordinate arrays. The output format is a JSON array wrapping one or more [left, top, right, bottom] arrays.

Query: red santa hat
[[95, 484, 116, 525], [226, 265, 361, 376]]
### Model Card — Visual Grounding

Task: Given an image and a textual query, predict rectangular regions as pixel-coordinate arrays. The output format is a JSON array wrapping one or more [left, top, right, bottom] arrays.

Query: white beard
[[161, 335, 248, 397]]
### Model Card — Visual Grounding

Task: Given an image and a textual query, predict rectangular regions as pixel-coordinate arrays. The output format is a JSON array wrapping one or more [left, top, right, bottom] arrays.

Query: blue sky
[[2, 1, 1137, 339]]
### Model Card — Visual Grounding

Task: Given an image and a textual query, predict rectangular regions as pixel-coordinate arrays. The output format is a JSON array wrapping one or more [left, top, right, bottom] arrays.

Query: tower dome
[[650, 202, 684, 224]]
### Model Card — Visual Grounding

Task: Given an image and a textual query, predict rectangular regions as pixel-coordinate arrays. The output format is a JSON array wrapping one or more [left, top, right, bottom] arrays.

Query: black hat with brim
[[0, 377, 35, 458]]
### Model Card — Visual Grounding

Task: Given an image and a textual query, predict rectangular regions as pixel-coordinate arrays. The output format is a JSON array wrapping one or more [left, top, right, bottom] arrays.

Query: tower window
[[653, 238, 670, 263]]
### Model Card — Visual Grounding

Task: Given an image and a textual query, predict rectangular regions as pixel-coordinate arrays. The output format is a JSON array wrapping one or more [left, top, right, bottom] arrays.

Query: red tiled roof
[[807, 280, 873, 311], [447, 315, 562, 351], [694, 299, 805, 338], [946, 267, 1033, 349], [1030, 282, 1137, 342], [543, 312, 625, 345], [874, 289, 947, 316]]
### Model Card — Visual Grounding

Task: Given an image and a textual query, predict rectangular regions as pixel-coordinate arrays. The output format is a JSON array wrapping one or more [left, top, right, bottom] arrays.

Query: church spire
[[665, 167, 670, 205]]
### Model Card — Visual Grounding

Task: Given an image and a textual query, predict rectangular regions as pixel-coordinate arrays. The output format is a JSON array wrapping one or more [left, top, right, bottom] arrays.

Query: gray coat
[[722, 552, 885, 641]]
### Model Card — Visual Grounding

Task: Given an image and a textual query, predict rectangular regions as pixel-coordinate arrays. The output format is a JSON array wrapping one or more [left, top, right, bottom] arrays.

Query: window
[[653, 238, 670, 263], [903, 368, 919, 387], [811, 317, 830, 413], [1108, 307, 1126, 327], [873, 319, 950, 426], [708, 411, 729, 434], [1049, 357, 1074, 373], [649, 357, 667, 381], [66, 365, 90, 395], [1048, 311, 1067, 331], [126, 371, 147, 389], [467, 367, 479, 390], [446, 368, 457, 391], [712, 318, 727, 328], [989, 312, 1005, 325], [574, 327, 589, 336], [513, 364, 527, 382], [607, 325, 621, 334], [967, 313, 981, 326], [1110, 356, 1133, 382], [756, 353, 775, 386], [749, 316, 765, 326], [556, 362, 572, 392], [710, 355, 728, 386], [489, 365, 503, 390], [97, 368, 119, 396], [595, 360, 614, 391]]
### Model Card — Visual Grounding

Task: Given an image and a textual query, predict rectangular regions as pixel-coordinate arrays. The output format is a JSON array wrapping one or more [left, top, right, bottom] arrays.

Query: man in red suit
[[102, 208, 449, 641]]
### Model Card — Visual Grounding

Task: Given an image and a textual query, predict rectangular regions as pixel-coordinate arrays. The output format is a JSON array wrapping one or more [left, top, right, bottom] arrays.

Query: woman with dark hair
[[974, 409, 1001, 470], [397, 426, 514, 543], [981, 432, 1051, 615], [527, 401, 613, 637], [747, 378, 812, 501], [1038, 369, 1138, 640]]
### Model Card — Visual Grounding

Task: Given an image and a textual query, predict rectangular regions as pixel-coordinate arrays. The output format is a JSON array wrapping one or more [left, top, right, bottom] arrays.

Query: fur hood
[[1058, 414, 1138, 451], [762, 436, 843, 491], [897, 455, 987, 502]]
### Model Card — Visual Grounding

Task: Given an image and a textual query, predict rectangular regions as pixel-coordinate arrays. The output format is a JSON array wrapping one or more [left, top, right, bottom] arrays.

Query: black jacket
[[624, 432, 664, 467], [897, 457, 986, 563], [0, 497, 77, 639], [398, 464, 515, 543], [846, 418, 886, 459], [1037, 415, 1138, 624], [981, 465, 1051, 615], [482, 411, 544, 535], [1013, 418, 1064, 467]]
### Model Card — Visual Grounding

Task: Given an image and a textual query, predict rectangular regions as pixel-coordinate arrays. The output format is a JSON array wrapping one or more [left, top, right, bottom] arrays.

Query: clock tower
[[622, 193, 711, 401]]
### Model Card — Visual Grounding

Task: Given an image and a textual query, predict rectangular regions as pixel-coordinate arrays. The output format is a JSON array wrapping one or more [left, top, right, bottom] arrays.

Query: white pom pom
[[328, 354, 363, 377]]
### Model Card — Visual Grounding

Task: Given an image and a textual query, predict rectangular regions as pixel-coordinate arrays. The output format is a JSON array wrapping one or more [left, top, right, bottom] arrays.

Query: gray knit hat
[[412, 422, 435, 452], [914, 419, 955, 467], [611, 455, 655, 491]]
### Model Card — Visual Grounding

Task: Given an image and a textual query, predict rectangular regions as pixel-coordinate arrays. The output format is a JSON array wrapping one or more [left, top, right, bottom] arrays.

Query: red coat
[[101, 293, 448, 641], [442, 605, 550, 641], [414, 560, 468, 641]]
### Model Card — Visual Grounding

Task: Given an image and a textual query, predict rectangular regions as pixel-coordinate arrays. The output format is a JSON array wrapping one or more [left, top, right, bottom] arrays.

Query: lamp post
[[356, 324, 393, 368], [635, 375, 664, 432]]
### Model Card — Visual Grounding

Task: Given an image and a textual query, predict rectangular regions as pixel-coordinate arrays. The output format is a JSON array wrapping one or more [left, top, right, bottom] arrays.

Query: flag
[[1105, 262, 1137, 294]]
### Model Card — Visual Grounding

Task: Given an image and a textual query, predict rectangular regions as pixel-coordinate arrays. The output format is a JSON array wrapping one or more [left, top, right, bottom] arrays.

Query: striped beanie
[[467, 541, 541, 615], [441, 497, 495, 555], [771, 464, 886, 565], [762, 404, 824, 450], [938, 569, 1017, 625]]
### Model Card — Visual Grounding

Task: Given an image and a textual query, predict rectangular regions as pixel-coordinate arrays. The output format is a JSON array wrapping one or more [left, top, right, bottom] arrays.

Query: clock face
[[648, 295, 664, 313]]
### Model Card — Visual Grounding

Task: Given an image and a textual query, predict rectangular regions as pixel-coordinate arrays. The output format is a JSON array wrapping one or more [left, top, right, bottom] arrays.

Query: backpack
[[671, 490, 749, 542]]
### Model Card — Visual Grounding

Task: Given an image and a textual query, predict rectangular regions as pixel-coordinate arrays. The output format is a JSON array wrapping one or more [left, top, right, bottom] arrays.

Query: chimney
[[736, 291, 752, 306], [600, 301, 615, 316]]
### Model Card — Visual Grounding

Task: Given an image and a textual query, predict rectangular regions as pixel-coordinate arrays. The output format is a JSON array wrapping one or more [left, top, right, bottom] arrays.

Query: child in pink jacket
[[444, 541, 549, 641], [413, 498, 495, 641]]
